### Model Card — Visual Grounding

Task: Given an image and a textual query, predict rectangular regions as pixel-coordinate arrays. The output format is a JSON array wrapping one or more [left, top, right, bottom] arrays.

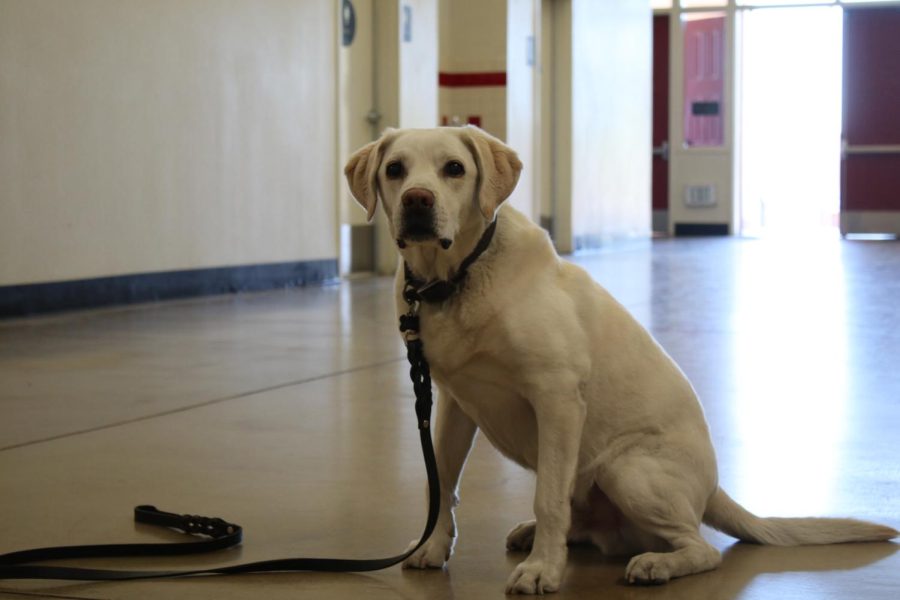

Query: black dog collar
[[403, 218, 498, 305]]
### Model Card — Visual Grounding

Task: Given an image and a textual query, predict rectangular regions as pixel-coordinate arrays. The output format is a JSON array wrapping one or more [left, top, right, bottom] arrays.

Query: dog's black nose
[[402, 188, 435, 209]]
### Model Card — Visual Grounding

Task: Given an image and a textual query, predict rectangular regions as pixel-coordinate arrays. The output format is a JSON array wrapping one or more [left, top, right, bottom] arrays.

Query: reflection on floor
[[1, 237, 898, 599]]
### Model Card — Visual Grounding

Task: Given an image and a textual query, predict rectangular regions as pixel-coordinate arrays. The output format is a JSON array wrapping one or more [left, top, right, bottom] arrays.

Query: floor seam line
[[0, 589, 108, 600], [0, 356, 404, 453]]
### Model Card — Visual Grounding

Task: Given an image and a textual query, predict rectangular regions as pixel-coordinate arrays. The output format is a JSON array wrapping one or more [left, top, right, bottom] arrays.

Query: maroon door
[[841, 6, 900, 235], [652, 14, 669, 233]]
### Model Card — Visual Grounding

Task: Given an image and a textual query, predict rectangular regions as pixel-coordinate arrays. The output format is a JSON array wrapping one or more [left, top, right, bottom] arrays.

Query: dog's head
[[343, 126, 522, 249]]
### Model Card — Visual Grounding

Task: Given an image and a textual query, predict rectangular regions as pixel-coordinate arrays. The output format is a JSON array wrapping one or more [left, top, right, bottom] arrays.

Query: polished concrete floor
[[1, 237, 898, 599]]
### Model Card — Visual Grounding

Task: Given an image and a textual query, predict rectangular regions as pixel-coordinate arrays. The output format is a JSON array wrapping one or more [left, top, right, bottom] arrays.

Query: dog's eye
[[444, 160, 465, 178], [385, 161, 404, 179]]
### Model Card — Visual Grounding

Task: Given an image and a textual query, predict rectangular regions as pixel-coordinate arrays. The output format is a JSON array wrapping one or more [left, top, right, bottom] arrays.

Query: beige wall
[[0, 0, 337, 286], [552, 0, 574, 252], [438, 0, 507, 140], [439, 0, 507, 73], [539, 0, 555, 228], [339, 0, 375, 230]]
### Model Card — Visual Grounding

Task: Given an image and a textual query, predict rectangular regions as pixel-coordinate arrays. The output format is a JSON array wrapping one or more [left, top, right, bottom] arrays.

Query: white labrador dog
[[344, 126, 897, 594]]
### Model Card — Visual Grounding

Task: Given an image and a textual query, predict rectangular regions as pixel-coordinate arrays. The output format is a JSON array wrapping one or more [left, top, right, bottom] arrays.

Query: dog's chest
[[417, 302, 490, 373], [416, 306, 538, 469]]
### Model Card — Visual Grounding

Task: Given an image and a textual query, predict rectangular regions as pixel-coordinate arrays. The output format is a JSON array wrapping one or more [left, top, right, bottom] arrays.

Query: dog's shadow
[[562, 540, 898, 598]]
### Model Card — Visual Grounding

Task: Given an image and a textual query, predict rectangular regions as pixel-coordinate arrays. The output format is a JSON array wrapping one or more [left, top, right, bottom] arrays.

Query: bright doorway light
[[739, 6, 843, 238]]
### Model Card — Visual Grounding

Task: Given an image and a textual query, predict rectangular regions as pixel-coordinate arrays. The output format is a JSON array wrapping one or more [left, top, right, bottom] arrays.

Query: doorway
[[739, 6, 843, 238]]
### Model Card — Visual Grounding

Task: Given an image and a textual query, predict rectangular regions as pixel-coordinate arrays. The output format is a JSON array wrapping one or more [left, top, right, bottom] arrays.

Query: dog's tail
[[703, 487, 898, 546]]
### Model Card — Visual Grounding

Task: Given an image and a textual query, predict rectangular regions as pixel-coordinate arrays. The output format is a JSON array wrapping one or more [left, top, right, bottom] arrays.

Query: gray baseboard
[[350, 224, 375, 272], [841, 211, 900, 236], [673, 223, 729, 236], [652, 210, 668, 233], [0, 259, 338, 318]]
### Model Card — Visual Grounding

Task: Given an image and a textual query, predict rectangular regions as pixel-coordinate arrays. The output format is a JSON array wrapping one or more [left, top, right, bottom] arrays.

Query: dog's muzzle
[[398, 188, 452, 248]]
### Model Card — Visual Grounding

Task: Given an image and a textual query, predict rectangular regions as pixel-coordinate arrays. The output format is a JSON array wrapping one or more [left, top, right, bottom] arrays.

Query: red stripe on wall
[[438, 71, 507, 87]]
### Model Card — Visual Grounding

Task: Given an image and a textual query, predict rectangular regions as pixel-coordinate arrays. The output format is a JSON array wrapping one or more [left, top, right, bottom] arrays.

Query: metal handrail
[[842, 142, 900, 157]]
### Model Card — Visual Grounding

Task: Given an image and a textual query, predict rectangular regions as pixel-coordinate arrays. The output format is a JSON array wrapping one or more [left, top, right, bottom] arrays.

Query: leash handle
[[0, 316, 439, 581], [0, 428, 439, 581], [0, 506, 241, 568]]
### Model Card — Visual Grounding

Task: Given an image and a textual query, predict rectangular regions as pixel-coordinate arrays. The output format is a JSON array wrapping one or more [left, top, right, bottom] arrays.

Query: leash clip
[[401, 284, 421, 343], [399, 312, 420, 342]]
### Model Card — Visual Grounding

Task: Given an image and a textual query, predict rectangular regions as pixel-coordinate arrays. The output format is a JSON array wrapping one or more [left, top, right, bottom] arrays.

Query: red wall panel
[[652, 15, 670, 212], [842, 7, 900, 213]]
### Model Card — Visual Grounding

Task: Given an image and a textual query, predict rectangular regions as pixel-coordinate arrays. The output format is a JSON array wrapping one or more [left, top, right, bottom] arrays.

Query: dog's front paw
[[402, 532, 454, 569], [505, 558, 563, 594]]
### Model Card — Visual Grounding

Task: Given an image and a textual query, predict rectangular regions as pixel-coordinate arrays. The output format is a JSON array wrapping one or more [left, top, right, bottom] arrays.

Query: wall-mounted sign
[[402, 4, 412, 42], [342, 0, 356, 47], [691, 101, 720, 116]]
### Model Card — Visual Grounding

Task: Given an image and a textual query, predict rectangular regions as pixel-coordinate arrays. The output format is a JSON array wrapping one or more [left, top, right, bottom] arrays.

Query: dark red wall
[[652, 14, 670, 212], [842, 7, 900, 212]]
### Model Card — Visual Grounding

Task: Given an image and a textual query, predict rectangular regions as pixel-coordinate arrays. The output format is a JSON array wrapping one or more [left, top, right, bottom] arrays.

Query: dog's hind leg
[[598, 452, 722, 584], [506, 473, 601, 552], [506, 517, 592, 552], [506, 519, 538, 551]]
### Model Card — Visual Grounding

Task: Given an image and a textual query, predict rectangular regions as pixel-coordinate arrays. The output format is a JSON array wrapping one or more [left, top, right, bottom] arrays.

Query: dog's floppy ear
[[343, 129, 397, 222], [460, 125, 523, 220]]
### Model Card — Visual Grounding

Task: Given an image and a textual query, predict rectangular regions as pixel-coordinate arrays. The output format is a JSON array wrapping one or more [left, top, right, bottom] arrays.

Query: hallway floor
[[1, 237, 898, 600]]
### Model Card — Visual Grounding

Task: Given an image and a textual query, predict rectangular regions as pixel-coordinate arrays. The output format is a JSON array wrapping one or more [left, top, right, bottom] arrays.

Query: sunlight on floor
[[731, 238, 848, 516]]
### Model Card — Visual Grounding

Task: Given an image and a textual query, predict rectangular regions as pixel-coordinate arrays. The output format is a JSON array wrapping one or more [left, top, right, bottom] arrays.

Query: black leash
[[0, 217, 499, 582], [0, 307, 438, 581]]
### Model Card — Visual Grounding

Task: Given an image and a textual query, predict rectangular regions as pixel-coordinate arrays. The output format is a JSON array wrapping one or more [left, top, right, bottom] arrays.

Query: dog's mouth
[[398, 208, 453, 249], [397, 231, 454, 250], [400, 226, 437, 241]]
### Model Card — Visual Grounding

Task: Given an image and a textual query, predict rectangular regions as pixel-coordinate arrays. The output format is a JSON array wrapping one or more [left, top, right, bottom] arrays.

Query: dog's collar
[[403, 217, 498, 305]]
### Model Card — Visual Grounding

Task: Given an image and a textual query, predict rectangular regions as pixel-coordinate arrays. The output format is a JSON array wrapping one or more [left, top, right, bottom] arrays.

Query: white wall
[[569, 0, 651, 248], [550, 0, 652, 252], [400, 0, 438, 129], [506, 0, 540, 221], [0, 0, 337, 286]]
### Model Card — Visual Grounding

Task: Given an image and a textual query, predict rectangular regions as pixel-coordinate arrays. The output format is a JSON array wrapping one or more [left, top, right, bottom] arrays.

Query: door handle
[[652, 141, 669, 161]]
